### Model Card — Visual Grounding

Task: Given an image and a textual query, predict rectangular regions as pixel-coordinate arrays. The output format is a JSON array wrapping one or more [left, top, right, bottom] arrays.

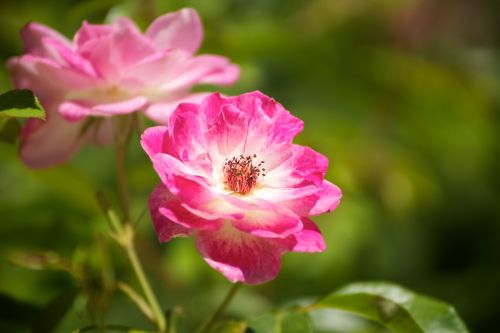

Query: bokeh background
[[1, 0, 499, 332]]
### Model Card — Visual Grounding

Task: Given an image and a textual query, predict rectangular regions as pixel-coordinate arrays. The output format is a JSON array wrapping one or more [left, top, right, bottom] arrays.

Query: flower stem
[[197, 283, 241, 333], [124, 233, 167, 332], [115, 122, 131, 224], [111, 115, 167, 332]]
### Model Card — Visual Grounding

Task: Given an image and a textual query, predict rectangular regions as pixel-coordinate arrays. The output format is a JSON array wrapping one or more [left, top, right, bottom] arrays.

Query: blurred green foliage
[[0, 0, 499, 332]]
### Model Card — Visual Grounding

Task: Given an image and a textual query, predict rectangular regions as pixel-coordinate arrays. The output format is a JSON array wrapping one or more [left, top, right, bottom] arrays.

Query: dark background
[[0, 0, 499, 332]]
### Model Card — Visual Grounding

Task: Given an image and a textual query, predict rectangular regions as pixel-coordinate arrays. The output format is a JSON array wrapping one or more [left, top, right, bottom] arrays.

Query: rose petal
[[77, 18, 155, 81], [145, 92, 210, 124], [231, 208, 303, 238], [90, 96, 148, 115], [74, 21, 112, 49], [196, 223, 286, 284], [149, 184, 192, 242], [283, 218, 326, 253], [145, 8, 203, 54], [20, 22, 72, 57], [141, 126, 169, 158], [20, 110, 85, 168], [310, 181, 342, 215], [264, 144, 328, 188]]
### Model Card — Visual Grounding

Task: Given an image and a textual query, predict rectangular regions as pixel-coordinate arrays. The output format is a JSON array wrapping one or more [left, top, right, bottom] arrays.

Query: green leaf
[[313, 282, 469, 333], [209, 320, 247, 333], [248, 312, 313, 333], [0, 89, 46, 119]]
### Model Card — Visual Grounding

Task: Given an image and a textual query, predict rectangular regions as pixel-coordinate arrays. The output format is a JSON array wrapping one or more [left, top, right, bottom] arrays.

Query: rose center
[[223, 154, 266, 194]]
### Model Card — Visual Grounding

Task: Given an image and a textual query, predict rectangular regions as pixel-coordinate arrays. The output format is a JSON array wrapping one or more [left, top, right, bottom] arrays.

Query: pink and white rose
[[141, 91, 342, 284], [8, 8, 239, 168]]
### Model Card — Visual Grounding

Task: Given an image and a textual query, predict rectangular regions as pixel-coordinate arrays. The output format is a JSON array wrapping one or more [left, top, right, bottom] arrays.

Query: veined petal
[[196, 223, 286, 284], [264, 144, 328, 188], [231, 209, 303, 238]]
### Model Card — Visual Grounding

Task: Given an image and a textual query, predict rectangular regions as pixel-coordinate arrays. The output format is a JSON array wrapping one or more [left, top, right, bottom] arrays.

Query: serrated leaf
[[248, 312, 313, 333], [313, 282, 469, 333], [0, 89, 46, 119]]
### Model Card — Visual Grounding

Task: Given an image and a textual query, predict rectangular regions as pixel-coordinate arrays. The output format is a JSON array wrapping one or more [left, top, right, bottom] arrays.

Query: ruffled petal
[[20, 22, 72, 58], [74, 21, 113, 48], [145, 8, 203, 54], [231, 208, 303, 238], [284, 218, 326, 253], [198, 92, 302, 162], [196, 223, 286, 284], [309, 181, 342, 215], [8, 56, 98, 101], [77, 18, 156, 81], [167, 103, 208, 161], [141, 126, 169, 158], [149, 184, 192, 242], [264, 144, 328, 188]]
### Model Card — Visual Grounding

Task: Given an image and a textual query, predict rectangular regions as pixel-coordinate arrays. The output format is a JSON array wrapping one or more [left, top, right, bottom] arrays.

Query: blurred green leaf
[[8, 250, 75, 275], [0, 117, 20, 143], [32, 289, 80, 333], [312, 282, 469, 333], [248, 312, 313, 333], [0, 89, 45, 119], [209, 320, 247, 333]]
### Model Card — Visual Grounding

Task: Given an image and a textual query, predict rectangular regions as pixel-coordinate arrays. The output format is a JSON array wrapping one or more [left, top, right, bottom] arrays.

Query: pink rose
[[141, 91, 342, 284], [8, 8, 239, 168]]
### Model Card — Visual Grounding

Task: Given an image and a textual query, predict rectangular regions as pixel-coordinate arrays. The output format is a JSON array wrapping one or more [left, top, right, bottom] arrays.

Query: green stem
[[124, 235, 167, 333], [115, 124, 131, 224], [111, 116, 167, 332], [197, 283, 241, 333]]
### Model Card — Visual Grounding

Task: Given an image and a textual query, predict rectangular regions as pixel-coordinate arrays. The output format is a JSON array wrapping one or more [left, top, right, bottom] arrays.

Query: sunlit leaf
[[248, 312, 313, 333], [0, 89, 45, 119], [313, 282, 469, 333]]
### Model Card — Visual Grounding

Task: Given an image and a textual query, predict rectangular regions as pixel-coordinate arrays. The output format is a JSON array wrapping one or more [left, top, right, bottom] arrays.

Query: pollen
[[223, 154, 265, 194]]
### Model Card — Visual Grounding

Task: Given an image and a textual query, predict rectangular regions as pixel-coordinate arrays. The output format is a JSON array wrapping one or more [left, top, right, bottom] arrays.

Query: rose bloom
[[141, 91, 342, 284], [8, 8, 239, 168]]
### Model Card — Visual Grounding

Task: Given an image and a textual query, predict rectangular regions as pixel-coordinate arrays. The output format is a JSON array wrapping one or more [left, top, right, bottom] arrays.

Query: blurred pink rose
[[8, 8, 239, 168], [141, 91, 342, 284]]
